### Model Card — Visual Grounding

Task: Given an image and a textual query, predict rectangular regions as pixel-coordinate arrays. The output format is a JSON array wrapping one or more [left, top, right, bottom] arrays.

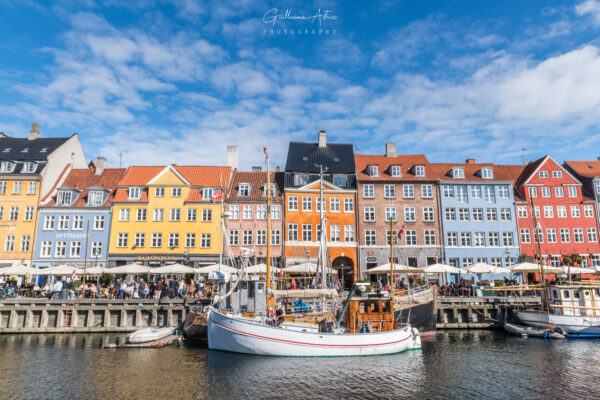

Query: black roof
[[285, 142, 355, 173], [0, 135, 71, 161]]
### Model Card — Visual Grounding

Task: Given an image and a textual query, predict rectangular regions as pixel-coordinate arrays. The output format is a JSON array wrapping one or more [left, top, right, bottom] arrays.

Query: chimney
[[252, 166, 262, 172], [275, 166, 281, 172], [385, 143, 397, 157], [318, 130, 326, 148], [28, 123, 40, 140], [227, 145, 238, 170], [597, 156, 600, 161], [95, 157, 106, 175], [466, 158, 476, 164]]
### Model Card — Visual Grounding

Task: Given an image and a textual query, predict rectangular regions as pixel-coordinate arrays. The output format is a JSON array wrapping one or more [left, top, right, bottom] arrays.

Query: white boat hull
[[126, 327, 174, 344], [515, 311, 600, 334], [208, 308, 420, 357]]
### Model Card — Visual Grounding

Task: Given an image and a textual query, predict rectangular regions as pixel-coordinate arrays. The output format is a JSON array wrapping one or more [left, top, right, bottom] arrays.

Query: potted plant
[[562, 256, 572, 266]]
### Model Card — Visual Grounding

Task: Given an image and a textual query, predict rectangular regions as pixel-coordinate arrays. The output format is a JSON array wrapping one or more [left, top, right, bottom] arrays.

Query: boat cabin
[[548, 285, 600, 317], [343, 298, 397, 333], [231, 279, 267, 313]]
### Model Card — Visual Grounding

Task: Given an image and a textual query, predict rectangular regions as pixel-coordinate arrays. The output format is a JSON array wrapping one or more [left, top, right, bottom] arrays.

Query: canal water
[[1, 331, 598, 399]]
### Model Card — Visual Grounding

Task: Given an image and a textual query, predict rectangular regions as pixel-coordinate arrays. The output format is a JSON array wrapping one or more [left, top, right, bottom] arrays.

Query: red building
[[514, 155, 600, 272]]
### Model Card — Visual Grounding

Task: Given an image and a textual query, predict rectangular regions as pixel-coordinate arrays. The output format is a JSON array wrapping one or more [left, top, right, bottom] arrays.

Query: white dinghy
[[126, 327, 174, 344]]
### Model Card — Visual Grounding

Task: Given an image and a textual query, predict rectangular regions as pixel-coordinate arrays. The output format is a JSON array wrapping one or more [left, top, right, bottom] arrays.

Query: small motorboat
[[504, 322, 565, 339], [126, 327, 174, 344]]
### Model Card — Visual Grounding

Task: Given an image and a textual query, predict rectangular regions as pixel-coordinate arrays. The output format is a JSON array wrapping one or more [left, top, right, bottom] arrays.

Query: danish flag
[[397, 225, 406, 240], [211, 190, 224, 203], [263, 147, 268, 161]]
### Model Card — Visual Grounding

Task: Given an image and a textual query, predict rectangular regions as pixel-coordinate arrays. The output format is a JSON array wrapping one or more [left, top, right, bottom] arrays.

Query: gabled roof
[[564, 160, 600, 178], [118, 165, 231, 187], [285, 142, 355, 173], [228, 171, 284, 201], [0, 134, 73, 161], [430, 162, 519, 182], [516, 155, 581, 186], [354, 154, 436, 181], [44, 167, 126, 207]]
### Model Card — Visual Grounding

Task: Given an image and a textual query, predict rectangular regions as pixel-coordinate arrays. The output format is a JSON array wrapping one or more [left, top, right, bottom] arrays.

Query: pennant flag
[[210, 190, 224, 203], [263, 147, 268, 161], [72, 269, 77, 281], [397, 225, 406, 239]]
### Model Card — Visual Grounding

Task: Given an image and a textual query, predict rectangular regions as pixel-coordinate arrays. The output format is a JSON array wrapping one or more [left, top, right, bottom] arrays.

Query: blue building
[[431, 161, 523, 273], [33, 159, 125, 269]]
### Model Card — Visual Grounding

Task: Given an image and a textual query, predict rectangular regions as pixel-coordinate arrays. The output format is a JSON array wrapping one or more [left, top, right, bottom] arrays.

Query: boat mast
[[390, 217, 394, 294], [317, 164, 328, 289], [530, 198, 548, 309], [266, 149, 272, 295]]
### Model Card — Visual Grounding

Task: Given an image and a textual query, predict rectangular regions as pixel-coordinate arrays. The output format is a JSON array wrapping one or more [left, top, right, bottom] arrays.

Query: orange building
[[283, 130, 358, 289]]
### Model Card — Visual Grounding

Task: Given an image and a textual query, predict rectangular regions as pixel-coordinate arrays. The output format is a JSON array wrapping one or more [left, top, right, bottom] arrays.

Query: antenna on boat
[[530, 198, 548, 310]]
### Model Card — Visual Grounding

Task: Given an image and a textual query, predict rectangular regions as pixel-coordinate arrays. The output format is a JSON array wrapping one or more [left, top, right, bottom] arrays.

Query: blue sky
[[1, 0, 600, 169]]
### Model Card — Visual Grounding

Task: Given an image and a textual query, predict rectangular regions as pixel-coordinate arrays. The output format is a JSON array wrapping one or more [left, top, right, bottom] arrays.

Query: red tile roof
[[117, 166, 165, 186], [45, 167, 126, 207], [354, 154, 436, 181], [41, 163, 72, 202], [430, 162, 522, 182], [564, 160, 600, 177], [228, 171, 284, 201], [117, 165, 232, 187]]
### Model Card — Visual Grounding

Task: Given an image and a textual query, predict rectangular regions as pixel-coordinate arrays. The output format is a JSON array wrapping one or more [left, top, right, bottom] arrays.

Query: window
[[257, 204, 268, 220], [44, 215, 55, 230], [22, 161, 36, 173], [491, 258, 501, 268], [385, 207, 397, 222], [424, 230, 436, 245], [560, 228, 570, 243], [472, 208, 483, 221], [12, 181, 22, 195], [406, 230, 417, 246], [41, 241, 52, 257], [423, 207, 434, 222], [155, 187, 164, 197], [452, 168, 464, 178], [0, 206, 3, 220], [535, 227, 544, 243], [168, 233, 179, 248], [238, 184, 251, 197], [128, 187, 141, 200], [384, 184, 396, 199], [421, 184, 433, 198], [555, 187, 564, 197], [57, 190, 71, 205], [557, 206, 567, 218], [596, 182, 600, 194], [414, 165, 425, 177], [503, 232, 514, 246], [481, 168, 493, 179], [134, 233, 145, 248], [456, 186, 467, 203], [461, 232, 471, 247], [27, 181, 37, 194], [518, 206, 528, 218], [333, 175, 347, 187], [520, 229, 531, 244], [500, 208, 511, 221], [574, 228, 584, 243], [547, 228, 557, 243], [484, 186, 495, 203], [403, 185, 414, 198], [0, 162, 14, 172], [315, 197, 326, 212], [136, 208, 147, 221], [486, 208, 497, 221], [151, 233, 162, 248], [534, 206, 541, 218], [584, 206, 594, 217], [594, 255, 600, 267], [444, 208, 455, 221], [330, 197, 340, 212], [447, 232, 458, 246], [20, 235, 30, 252], [344, 225, 355, 242], [72, 215, 83, 229], [364, 207, 375, 222], [151, 208, 163, 222], [587, 228, 598, 242], [243, 205, 253, 219], [94, 215, 105, 230], [404, 207, 416, 222], [330, 225, 341, 242], [196, 208, 210, 223], [119, 208, 130, 221], [288, 224, 298, 241], [344, 198, 354, 212], [229, 205, 239, 219], [498, 185, 509, 198], [363, 184, 374, 198], [302, 224, 312, 242], [541, 187, 551, 198], [529, 187, 537, 198], [200, 233, 211, 248], [458, 208, 469, 221], [4, 235, 15, 252], [172, 187, 181, 197], [539, 171, 548, 178], [462, 258, 473, 268], [569, 206, 580, 218], [391, 166, 402, 177], [256, 230, 267, 246], [302, 197, 312, 211], [185, 233, 196, 248], [367, 165, 378, 176], [89, 191, 104, 206], [170, 208, 181, 221], [55, 241, 67, 257], [365, 230, 377, 246], [24, 206, 34, 222], [271, 230, 280, 246], [474, 232, 485, 247], [287, 196, 299, 211], [58, 215, 69, 230], [489, 232, 500, 247], [448, 258, 459, 268], [442, 185, 453, 198], [294, 174, 309, 186], [202, 188, 215, 200], [228, 230, 239, 246], [552, 171, 562, 178], [117, 233, 128, 248], [241, 230, 252, 246], [386, 230, 398, 246], [543, 206, 554, 218], [470, 186, 481, 198], [0, 181, 5, 194], [91, 242, 102, 257]]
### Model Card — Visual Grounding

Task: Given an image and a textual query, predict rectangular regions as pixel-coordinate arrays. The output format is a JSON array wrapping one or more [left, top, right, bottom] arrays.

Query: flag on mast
[[397, 225, 406, 239], [211, 190, 223, 203], [263, 147, 268, 161]]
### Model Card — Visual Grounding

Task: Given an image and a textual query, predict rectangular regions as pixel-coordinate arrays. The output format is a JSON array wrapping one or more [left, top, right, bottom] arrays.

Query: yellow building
[[108, 165, 233, 267], [0, 123, 86, 266]]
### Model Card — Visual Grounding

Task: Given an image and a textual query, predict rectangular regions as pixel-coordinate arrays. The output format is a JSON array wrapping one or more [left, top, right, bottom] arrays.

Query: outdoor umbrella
[[151, 263, 195, 274], [0, 264, 36, 275], [512, 262, 563, 274], [81, 266, 105, 275], [107, 263, 151, 274], [464, 262, 496, 274], [246, 263, 282, 274], [195, 264, 239, 274], [491, 266, 512, 274], [36, 265, 82, 276], [283, 262, 333, 274], [422, 263, 465, 274], [559, 266, 597, 275], [367, 263, 424, 274]]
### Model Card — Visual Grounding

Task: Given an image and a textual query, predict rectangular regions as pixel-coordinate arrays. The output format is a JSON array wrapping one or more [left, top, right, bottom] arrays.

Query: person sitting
[[275, 305, 285, 326]]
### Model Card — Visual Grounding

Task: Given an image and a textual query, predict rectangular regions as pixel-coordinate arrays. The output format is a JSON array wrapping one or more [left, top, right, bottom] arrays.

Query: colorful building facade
[[355, 144, 443, 279]]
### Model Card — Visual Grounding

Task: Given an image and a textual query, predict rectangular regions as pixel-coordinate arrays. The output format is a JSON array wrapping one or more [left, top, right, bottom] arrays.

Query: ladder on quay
[[64, 303, 75, 330]]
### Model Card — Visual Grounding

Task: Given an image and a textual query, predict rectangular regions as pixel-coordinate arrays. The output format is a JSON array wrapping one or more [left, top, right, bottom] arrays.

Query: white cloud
[[576, 0, 600, 25]]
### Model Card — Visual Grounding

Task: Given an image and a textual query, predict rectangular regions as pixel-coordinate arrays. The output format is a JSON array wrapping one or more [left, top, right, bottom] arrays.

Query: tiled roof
[[0, 134, 73, 161], [117, 165, 231, 187], [113, 188, 149, 203], [430, 162, 522, 182], [564, 160, 600, 178], [45, 167, 126, 207], [285, 142, 355, 173], [228, 171, 284, 201], [117, 166, 165, 186], [41, 163, 72, 202], [514, 156, 548, 186], [354, 154, 436, 181]]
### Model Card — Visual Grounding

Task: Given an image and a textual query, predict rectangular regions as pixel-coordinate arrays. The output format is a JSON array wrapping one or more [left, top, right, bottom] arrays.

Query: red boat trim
[[212, 320, 410, 347]]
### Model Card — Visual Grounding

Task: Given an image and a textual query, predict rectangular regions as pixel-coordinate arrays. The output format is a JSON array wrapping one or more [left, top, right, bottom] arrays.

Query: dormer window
[[390, 166, 402, 177], [21, 147, 29, 153], [452, 167, 464, 179], [367, 165, 378, 177], [57, 190, 73, 206], [414, 166, 425, 177], [128, 187, 141, 200], [22, 162, 36, 173], [333, 175, 347, 186], [263, 183, 276, 197], [2, 148, 11, 153], [294, 174, 309, 186], [0, 161, 14, 173], [481, 167, 493, 179], [40, 147, 48, 153], [88, 191, 104, 207], [238, 183, 251, 197], [202, 187, 215, 200]]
